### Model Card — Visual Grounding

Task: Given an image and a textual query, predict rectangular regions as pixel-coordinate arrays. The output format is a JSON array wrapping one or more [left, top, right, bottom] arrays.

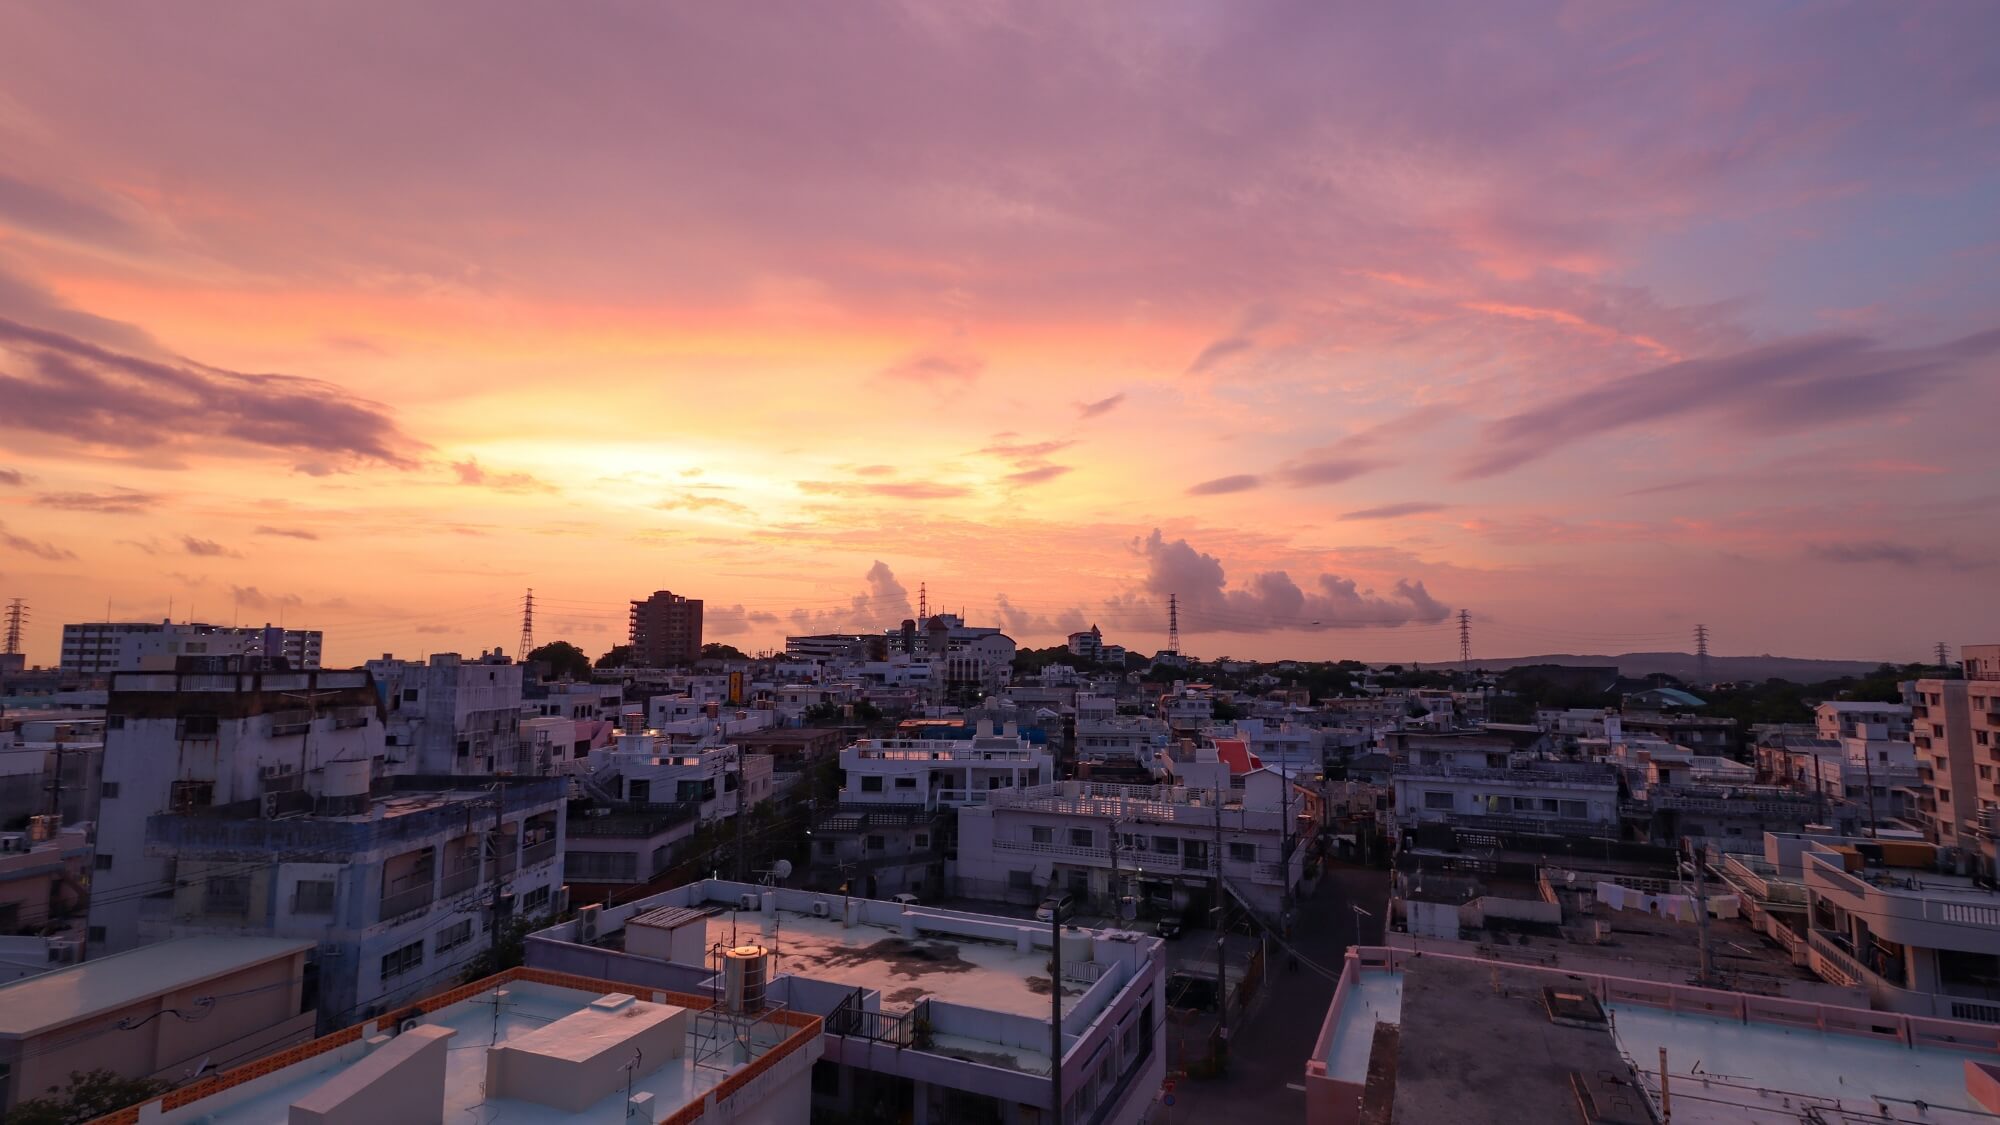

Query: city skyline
[[3, 2, 1999, 666]]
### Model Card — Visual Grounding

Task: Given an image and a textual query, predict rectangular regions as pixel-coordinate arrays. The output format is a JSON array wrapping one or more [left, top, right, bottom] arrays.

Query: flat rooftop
[[143, 978, 805, 1125], [0, 937, 312, 1037], [1321, 954, 2000, 1123], [710, 909, 1086, 1020]]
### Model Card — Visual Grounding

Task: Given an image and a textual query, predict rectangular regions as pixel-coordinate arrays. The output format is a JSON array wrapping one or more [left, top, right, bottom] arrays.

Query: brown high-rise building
[[629, 590, 703, 667]]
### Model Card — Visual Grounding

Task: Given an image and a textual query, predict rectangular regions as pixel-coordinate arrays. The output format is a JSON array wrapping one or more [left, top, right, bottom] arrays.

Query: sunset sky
[[2, 2, 1997, 668]]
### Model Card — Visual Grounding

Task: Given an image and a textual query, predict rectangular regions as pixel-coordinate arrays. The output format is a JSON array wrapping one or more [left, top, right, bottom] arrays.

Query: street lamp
[[1350, 904, 1372, 950]]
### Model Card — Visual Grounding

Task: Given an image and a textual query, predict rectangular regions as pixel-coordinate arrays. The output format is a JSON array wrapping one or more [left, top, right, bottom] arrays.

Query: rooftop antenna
[[517, 588, 535, 662], [1694, 624, 1710, 683], [1457, 608, 1472, 674], [2, 598, 25, 656], [1168, 593, 1180, 656]]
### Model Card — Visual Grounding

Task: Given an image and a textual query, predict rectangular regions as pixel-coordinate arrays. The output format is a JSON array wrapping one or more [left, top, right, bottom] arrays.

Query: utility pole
[[1279, 755, 1293, 925], [1212, 787, 1227, 1044], [280, 688, 345, 784], [734, 748, 746, 881], [1685, 840, 1713, 988], [46, 739, 65, 825], [1861, 742, 1878, 840], [1049, 906, 1064, 1125]]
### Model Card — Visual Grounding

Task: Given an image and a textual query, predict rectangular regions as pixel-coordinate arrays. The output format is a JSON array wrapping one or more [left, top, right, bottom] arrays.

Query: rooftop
[[0, 937, 313, 1037], [1315, 949, 2000, 1124], [707, 907, 1088, 1022], [97, 972, 818, 1125]]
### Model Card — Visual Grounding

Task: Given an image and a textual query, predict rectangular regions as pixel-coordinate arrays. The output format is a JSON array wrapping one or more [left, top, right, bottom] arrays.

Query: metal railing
[[440, 863, 480, 897], [521, 839, 559, 867], [826, 992, 915, 1047], [1808, 929, 1867, 987]]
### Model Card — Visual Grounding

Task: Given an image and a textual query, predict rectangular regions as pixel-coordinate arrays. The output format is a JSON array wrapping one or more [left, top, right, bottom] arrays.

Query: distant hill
[[1469, 651, 1888, 684]]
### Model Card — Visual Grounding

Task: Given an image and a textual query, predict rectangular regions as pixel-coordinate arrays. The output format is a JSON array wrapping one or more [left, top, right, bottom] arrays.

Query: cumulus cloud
[[0, 520, 75, 561], [1077, 393, 1126, 419], [1461, 328, 2000, 479], [654, 492, 750, 515], [1339, 501, 1453, 521], [228, 585, 304, 611], [36, 490, 160, 515], [993, 593, 1088, 639], [1129, 529, 1449, 632], [786, 560, 917, 632], [980, 437, 1073, 459], [0, 316, 420, 468], [414, 624, 458, 635], [254, 525, 320, 540], [0, 468, 24, 486], [707, 603, 782, 637]]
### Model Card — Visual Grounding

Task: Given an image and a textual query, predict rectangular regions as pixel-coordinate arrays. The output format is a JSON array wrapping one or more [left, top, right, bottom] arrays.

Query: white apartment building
[[1075, 715, 1171, 772], [1911, 645, 2000, 845], [524, 679, 625, 722], [957, 774, 1312, 922], [60, 621, 323, 674], [88, 660, 567, 1028], [584, 722, 771, 821], [1392, 744, 1623, 837], [366, 650, 524, 775], [1068, 625, 1104, 660], [529, 880, 1165, 1125], [838, 722, 1053, 810], [1817, 700, 1914, 742]]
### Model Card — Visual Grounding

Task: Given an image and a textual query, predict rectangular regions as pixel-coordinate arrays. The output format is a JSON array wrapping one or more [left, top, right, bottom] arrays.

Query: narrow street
[[1160, 861, 1390, 1125]]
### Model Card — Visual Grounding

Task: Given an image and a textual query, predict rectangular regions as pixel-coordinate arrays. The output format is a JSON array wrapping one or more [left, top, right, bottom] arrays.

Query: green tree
[[700, 643, 749, 661], [595, 644, 635, 669], [526, 640, 592, 680], [7, 1070, 171, 1125]]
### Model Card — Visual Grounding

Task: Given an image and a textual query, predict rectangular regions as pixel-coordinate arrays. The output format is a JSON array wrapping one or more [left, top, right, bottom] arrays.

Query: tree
[[526, 641, 592, 681], [701, 643, 748, 661], [595, 644, 634, 669], [7, 1070, 171, 1125]]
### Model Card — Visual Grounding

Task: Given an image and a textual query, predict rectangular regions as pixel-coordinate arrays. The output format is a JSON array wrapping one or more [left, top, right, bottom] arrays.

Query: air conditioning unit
[[47, 939, 81, 964], [554, 885, 571, 915], [578, 904, 602, 943], [810, 901, 831, 919], [739, 893, 759, 910], [261, 793, 282, 819], [398, 1017, 421, 1034]]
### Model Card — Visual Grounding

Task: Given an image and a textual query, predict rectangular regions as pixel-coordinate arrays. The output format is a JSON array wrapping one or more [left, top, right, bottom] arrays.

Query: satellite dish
[[771, 859, 793, 881]]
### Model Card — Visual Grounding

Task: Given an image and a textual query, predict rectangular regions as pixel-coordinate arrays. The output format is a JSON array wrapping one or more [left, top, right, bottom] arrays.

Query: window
[[1031, 826, 1054, 844], [1008, 870, 1034, 889], [914, 833, 930, 848], [403, 688, 419, 702], [522, 886, 551, 914], [1229, 842, 1256, 863], [381, 940, 424, 980], [894, 776, 916, 789], [1559, 800, 1588, 819], [94, 853, 113, 870], [294, 879, 336, 914], [861, 776, 884, 793], [866, 835, 886, 851], [205, 874, 251, 915], [436, 920, 474, 953], [1182, 840, 1208, 867], [819, 840, 837, 857], [100, 781, 119, 799], [1070, 828, 1095, 848], [1423, 791, 1454, 810]]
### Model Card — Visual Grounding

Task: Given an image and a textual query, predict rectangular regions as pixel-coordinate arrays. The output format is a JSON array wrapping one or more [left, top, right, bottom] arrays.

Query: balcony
[[1808, 929, 1866, 987], [379, 878, 435, 919], [521, 839, 559, 867], [440, 862, 480, 897], [1720, 854, 1806, 906]]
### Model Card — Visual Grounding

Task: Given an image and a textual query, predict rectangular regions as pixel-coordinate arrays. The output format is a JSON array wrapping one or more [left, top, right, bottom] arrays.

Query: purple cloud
[[0, 520, 75, 561], [799, 479, 969, 500], [1077, 393, 1126, 419], [882, 352, 983, 386], [0, 468, 25, 486], [0, 316, 421, 467], [37, 490, 161, 515], [1339, 501, 1452, 521], [1006, 464, 1072, 485], [254, 526, 320, 540], [1187, 474, 1263, 496], [1460, 329, 2000, 479]]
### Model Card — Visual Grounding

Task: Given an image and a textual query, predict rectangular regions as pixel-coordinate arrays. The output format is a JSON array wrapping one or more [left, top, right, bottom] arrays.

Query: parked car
[[1154, 915, 1183, 939], [891, 892, 920, 906], [1034, 891, 1074, 922]]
